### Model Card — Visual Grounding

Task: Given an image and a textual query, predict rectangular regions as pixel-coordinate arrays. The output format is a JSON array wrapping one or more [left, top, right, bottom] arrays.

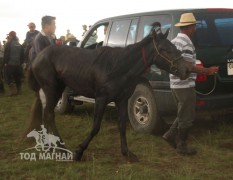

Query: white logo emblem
[[20, 125, 73, 161]]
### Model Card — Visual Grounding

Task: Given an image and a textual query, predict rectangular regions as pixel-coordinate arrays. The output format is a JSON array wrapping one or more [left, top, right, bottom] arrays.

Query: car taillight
[[196, 100, 205, 105], [196, 60, 207, 82]]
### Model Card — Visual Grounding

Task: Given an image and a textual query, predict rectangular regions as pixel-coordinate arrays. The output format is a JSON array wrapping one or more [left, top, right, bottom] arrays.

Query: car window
[[137, 15, 172, 41], [215, 18, 233, 45], [194, 13, 233, 46], [138, 15, 172, 82], [83, 23, 109, 48], [107, 20, 131, 47], [126, 19, 138, 45]]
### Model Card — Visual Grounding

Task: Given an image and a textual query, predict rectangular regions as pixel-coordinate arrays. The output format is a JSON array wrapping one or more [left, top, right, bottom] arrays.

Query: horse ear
[[163, 28, 170, 39], [150, 29, 157, 38]]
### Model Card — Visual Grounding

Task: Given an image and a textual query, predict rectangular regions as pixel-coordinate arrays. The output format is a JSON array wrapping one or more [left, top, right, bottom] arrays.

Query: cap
[[27, 22, 36, 27], [7, 31, 16, 38]]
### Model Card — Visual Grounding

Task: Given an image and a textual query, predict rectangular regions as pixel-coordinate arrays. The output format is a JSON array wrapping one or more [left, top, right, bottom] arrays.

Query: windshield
[[194, 13, 233, 46]]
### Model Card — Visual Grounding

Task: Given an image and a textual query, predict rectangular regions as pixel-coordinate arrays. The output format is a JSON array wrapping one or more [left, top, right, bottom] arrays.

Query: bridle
[[152, 37, 182, 72]]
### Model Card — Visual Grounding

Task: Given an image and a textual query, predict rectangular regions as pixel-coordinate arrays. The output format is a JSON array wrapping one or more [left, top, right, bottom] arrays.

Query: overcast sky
[[0, 0, 232, 43]]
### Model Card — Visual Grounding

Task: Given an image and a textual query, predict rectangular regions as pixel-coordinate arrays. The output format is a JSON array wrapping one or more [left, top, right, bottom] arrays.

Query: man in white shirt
[[163, 13, 218, 155]]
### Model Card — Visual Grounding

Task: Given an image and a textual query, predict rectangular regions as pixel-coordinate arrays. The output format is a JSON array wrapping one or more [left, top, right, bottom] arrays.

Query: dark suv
[[55, 8, 233, 134]]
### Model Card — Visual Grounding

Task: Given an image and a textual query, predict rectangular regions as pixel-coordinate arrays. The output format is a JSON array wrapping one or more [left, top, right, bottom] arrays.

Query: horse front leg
[[116, 98, 139, 162], [74, 97, 107, 161]]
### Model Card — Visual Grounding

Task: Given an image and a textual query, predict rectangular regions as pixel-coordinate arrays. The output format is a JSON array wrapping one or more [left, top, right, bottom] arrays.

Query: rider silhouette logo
[[20, 125, 73, 161], [27, 125, 65, 152]]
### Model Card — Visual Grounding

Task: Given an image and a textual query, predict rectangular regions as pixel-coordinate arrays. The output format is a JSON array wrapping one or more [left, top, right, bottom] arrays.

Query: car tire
[[55, 88, 74, 114], [128, 83, 163, 134]]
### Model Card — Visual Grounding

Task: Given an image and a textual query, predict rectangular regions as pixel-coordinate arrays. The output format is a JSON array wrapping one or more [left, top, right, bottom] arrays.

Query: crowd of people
[[0, 15, 90, 96]]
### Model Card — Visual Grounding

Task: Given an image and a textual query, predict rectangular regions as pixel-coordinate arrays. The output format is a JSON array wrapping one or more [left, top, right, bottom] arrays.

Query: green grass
[[0, 81, 233, 180]]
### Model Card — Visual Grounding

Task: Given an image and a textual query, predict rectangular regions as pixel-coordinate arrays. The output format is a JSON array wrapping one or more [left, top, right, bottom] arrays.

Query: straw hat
[[175, 13, 197, 27]]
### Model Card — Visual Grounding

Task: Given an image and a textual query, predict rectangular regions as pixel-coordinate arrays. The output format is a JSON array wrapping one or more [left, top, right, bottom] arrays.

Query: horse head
[[149, 28, 193, 80]]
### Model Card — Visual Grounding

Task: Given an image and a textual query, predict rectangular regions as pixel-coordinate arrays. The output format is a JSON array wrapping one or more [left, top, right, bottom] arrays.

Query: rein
[[141, 37, 182, 72], [141, 47, 149, 71], [152, 38, 182, 71]]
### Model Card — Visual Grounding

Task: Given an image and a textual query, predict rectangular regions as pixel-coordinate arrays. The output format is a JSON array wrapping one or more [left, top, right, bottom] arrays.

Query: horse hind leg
[[39, 89, 47, 112], [42, 86, 66, 148], [74, 97, 107, 161]]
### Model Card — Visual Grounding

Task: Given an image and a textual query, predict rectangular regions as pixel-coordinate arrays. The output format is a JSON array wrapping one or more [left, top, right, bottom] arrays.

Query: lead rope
[[152, 39, 174, 66], [195, 74, 217, 95], [152, 38, 217, 96]]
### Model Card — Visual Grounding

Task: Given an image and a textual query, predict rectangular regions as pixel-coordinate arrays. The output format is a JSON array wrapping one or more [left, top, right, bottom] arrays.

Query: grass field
[[0, 81, 233, 180]]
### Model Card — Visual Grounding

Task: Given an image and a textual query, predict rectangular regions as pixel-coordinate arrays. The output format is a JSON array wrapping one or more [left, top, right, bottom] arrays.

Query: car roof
[[95, 8, 233, 23]]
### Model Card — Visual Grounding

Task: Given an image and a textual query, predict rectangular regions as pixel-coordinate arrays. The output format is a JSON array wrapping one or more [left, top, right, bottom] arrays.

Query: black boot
[[162, 128, 177, 149], [8, 83, 18, 96], [176, 128, 197, 155]]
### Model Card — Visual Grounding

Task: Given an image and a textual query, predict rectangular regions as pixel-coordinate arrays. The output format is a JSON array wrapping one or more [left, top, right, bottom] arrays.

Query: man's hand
[[206, 66, 219, 75]]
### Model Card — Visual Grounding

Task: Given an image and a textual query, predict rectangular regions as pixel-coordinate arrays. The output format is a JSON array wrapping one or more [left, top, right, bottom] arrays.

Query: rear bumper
[[196, 92, 233, 111], [153, 88, 233, 116]]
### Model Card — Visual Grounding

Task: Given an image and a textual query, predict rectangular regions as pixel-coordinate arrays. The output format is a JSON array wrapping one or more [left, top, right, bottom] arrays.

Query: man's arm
[[191, 66, 219, 75]]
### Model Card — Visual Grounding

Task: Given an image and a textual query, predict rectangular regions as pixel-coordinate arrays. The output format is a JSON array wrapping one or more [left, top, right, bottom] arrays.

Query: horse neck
[[107, 36, 153, 79], [125, 39, 155, 77]]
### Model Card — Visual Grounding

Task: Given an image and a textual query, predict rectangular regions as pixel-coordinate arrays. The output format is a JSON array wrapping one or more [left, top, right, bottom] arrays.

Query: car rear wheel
[[128, 83, 163, 134]]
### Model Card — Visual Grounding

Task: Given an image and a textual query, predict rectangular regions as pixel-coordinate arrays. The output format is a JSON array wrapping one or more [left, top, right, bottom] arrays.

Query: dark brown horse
[[26, 28, 192, 162]]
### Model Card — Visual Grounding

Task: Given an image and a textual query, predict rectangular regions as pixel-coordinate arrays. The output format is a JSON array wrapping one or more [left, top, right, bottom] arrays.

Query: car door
[[136, 14, 176, 115]]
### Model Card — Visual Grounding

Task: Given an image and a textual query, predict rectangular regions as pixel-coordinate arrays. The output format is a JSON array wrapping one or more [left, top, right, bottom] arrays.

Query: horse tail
[[23, 92, 43, 138], [23, 68, 43, 138]]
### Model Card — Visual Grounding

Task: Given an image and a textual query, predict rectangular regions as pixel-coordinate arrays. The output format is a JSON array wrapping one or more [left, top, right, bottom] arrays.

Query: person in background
[[56, 37, 63, 45], [3, 31, 24, 96], [24, 22, 39, 66], [25, 22, 39, 45], [65, 30, 77, 46], [65, 29, 72, 41], [162, 13, 219, 155], [0, 41, 5, 94], [58, 36, 66, 45], [29, 15, 56, 62], [82, 24, 88, 36], [28, 16, 56, 113]]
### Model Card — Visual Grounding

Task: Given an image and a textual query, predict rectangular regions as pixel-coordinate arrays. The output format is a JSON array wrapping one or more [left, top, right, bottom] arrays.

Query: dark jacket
[[29, 32, 55, 63], [25, 30, 39, 46], [3, 39, 24, 66], [24, 30, 40, 63]]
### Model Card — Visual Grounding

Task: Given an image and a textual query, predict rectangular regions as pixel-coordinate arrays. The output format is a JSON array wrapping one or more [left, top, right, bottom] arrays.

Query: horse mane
[[95, 34, 152, 80]]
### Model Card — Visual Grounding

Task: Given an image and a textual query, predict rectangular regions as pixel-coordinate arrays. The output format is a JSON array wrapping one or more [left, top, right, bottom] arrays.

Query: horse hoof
[[126, 152, 139, 163], [74, 149, 83, 161]]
